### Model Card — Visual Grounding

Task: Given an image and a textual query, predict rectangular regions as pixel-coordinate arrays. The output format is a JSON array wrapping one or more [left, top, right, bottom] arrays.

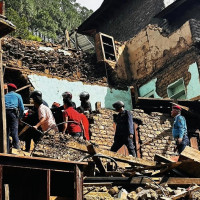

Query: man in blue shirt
[[5, 83, 24, 151], [171, 105, 189, 154], [110, 101, 136, 157]]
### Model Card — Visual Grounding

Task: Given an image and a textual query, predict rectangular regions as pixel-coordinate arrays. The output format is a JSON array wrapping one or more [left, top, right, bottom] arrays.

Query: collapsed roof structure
[[1, 0, 200, 199]]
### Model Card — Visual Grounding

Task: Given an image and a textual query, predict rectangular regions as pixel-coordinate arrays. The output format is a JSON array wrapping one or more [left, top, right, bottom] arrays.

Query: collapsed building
[[1, 0, 200, 199]]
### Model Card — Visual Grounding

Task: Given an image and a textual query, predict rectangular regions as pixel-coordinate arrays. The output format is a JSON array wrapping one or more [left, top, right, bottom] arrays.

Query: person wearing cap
[[5, 83, 24, 151], [32, 96, 58, 133], [110, 101, 136, 157], [171, 105, 189, 154], [62, 97, 83, 137], [62, 91, 76, 109], [79, 91, 92, 113]]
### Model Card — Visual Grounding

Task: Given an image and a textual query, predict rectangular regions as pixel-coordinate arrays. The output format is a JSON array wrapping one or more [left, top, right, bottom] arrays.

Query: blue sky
[[76, 0, 104, 11]]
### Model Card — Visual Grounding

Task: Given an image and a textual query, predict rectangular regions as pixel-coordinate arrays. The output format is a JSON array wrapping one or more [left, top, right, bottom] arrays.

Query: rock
[[109, 186, 119, 195], [117, 188, 128, 199], [128, 191, 138, 200], [84, 192, 113, 200], [136, 187, 143, 193]]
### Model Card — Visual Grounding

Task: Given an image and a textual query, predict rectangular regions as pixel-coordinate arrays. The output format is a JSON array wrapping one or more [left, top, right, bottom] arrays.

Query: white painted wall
[[28, 74, 133, 110], [164, 0, 176, 7]]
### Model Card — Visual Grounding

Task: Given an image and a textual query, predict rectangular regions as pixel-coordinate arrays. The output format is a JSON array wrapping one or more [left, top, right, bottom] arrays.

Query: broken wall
[[116, 21, 193, 83], [90, 107, 176, 160], [28, 74, 133, 110], [96, 0, 164, 41]]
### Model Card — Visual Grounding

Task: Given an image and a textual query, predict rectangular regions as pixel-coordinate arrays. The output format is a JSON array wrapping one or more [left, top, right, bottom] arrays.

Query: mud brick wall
[[133, 109, 176, 160], [90, 108, 116, 150], [89, 107, 176, 160]]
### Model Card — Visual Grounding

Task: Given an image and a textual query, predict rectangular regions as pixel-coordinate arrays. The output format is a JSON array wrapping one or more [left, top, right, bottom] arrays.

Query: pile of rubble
[[2, 37, 107, 86]]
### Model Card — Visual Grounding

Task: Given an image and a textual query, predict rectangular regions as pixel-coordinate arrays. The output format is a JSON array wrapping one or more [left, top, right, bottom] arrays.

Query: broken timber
[[67, 141, 156, 166], [84, 177, 200, 187]]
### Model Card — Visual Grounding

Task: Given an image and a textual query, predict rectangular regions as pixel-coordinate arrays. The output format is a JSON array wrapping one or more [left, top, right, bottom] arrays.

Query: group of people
[[4, 83, 189, 155], [5, 83, 91, 152]]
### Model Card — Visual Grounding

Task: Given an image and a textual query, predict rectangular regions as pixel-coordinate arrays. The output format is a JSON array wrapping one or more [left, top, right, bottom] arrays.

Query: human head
[[112, 101, 124, 112], [171, 105, 181, 117], [30, 90, 42, 98], [7, 83, 17, 92], [51, 102, 60, 108], [63, 96, 73, 109], [62, 91, 72, 100], [79, 91, 90, 102], [33, 96, 43, 108]]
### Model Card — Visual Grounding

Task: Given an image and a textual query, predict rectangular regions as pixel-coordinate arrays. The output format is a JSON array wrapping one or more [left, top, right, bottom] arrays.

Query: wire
[[137, 175, 167, 197], [79, 153, 118, 171]]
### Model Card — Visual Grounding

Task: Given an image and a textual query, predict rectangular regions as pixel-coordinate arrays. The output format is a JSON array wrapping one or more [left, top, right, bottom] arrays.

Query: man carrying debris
[[111, 101, 136, 157], [5, 83, 24, 151], [171, 105, 190, 154], [33, 96, 58, 133]]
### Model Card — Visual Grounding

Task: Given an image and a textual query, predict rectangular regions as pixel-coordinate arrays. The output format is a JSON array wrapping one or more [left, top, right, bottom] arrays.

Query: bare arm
[[33, 117, 46, 129], [62, 116, 68, 134]]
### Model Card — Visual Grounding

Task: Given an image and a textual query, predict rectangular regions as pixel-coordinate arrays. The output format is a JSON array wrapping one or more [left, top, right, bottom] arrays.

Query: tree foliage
[[5, 0, 93, 41]]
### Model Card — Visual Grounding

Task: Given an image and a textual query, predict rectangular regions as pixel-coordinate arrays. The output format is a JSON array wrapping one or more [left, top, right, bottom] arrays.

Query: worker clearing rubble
[[5, 83, 24, 151], [62, 97, 83, 138], [79, 91, 92, 113], [32, 96, 58, 133], [110, 101, 136, 157], [171, 105, 190, 154]]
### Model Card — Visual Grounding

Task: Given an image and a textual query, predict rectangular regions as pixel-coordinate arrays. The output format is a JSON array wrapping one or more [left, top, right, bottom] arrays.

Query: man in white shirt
[[33, 96, 58, 133]]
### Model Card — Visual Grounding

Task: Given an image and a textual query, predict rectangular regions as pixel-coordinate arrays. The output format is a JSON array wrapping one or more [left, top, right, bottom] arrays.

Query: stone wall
[[89, 106, 176, 160], [2, 37, 107, 86]]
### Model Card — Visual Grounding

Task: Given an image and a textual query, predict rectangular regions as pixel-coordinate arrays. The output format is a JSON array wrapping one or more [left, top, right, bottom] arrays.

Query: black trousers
[[111, 135, 136, 157]]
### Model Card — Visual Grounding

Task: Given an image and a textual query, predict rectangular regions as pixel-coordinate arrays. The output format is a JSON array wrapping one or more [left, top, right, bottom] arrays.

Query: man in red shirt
[[62, 97, 83, 137], [77, 106, 90, 140]]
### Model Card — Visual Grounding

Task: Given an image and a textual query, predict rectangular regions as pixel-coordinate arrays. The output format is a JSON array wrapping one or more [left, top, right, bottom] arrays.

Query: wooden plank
[[134, 123, 141, 158], [0, 153, 87, 171], [18, 125, 29, 136], [154, 154, 174, 163], [47, 170, 50, 200], [0, 166, 2, 200], [74, 165, 83, 200], [67, 141, 156, 167], [0, 40, 7, 153], [87, 144, 106, 175], [163, 178, 200, 186], [15, 84, 31, 93], [178, 146, 200, 177]]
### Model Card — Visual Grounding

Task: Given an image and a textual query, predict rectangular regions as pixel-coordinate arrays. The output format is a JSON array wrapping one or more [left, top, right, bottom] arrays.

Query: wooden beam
[[65, 29, 71, 48], [178, 146, 200, 177], [74, 165, 83, 200], [67, 141, 156, 167], [15, 84, 31, 93], [0, 40, 7, 153], [47, 170, 50, 200], [87, 144, 106, 175], [161, 177, 200, 186], [0, 166, 2, 200]]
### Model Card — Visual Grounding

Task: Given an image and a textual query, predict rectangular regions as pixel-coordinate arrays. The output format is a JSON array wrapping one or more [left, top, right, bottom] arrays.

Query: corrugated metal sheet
[[70, 33, 94, 52]]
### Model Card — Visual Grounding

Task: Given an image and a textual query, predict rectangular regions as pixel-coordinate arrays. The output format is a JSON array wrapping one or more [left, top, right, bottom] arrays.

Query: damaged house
[[1, 0, 200, 199]]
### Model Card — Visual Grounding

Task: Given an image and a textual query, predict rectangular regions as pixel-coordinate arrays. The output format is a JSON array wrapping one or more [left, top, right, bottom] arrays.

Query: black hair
[[77, 106, 84, 113], [63, 96, 73, 107], [33, 96, 43, 105]]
